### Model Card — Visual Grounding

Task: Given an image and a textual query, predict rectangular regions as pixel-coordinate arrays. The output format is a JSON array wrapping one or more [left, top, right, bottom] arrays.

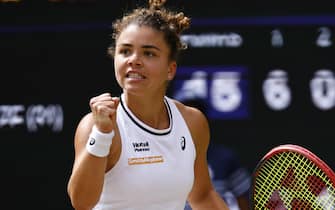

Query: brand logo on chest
[[180, 136, 186, 151], [132, 141, 150, 152]]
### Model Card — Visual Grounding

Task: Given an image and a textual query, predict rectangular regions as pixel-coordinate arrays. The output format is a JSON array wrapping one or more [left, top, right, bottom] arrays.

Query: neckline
[[120, 94, 173, 136]]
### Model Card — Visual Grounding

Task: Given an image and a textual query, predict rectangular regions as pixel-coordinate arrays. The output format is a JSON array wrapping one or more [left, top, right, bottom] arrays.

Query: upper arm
[[177, 102, 214, 203], [71, 113, 94, 170], [67, 113, 111, 209], [177, 101, 229, 209]]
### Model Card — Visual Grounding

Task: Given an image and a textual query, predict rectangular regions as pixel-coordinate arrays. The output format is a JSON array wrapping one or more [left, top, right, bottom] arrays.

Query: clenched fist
[[89, 93, 119, 133]]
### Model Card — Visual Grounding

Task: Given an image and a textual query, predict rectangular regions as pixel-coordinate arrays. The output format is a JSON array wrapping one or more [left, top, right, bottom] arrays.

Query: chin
[[123, 88, 145, 96]]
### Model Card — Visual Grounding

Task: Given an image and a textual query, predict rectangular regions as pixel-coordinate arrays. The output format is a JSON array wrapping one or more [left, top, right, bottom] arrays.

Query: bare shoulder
[[74, 112, 95, 146], [173, 100, 207, 125], [172, 99, 210, 147]]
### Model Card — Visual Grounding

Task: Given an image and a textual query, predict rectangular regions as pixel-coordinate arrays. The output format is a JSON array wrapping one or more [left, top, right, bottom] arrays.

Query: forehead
[[116, 24, 166, 47]]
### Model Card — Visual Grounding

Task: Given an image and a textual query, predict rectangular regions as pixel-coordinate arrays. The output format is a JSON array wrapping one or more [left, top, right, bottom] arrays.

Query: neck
[[122, 93, 169, 129]]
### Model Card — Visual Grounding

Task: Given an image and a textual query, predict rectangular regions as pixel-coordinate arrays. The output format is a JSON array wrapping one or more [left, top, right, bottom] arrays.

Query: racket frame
[[250, 144, 335, 209]]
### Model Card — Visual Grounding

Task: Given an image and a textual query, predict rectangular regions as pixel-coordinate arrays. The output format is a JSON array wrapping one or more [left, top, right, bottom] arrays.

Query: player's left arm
[[177, 101, 229, 210]]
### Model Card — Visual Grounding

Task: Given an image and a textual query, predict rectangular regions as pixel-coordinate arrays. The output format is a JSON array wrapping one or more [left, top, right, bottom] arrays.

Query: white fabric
[[86, 125, 114, 157], [92, 94, 196, 210]]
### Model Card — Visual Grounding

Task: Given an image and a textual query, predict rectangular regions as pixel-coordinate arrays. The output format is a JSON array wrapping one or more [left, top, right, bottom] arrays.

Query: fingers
[[89, 93, 112, 106], [89, 93, 119, 132], [90, 93, 118, 111]]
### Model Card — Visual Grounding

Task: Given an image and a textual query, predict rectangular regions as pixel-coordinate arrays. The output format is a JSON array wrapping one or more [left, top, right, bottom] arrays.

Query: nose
[[127, 52, 142, 66]]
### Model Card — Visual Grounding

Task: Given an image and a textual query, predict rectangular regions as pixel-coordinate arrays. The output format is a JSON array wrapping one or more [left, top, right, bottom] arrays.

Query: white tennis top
[[92, 94, 196, 210]]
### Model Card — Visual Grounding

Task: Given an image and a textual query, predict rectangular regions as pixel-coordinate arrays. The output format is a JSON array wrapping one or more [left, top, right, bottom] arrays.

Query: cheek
[[114, 69, 120, 80], [114, 59, 124, 83], [114, 56, 126, 71], [151, 64, 169, 80]]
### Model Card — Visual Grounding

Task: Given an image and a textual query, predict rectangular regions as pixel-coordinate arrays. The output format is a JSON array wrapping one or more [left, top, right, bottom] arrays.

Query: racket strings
[[254, 151, 335, 210]]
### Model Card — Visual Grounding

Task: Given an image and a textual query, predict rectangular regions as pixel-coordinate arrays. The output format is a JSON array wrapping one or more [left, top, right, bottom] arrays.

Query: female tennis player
[[67, 0, 229, 209]]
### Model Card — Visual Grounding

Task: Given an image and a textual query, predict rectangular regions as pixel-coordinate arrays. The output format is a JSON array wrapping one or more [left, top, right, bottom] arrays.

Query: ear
[[167, 61, 177, 81]]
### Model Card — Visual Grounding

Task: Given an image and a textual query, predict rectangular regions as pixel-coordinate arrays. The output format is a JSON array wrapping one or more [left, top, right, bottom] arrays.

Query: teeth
[[128, 73, 144, 79]]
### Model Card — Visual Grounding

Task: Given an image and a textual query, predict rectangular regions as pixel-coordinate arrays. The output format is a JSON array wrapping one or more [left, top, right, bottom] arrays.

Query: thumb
[[109, 97, 120, 123]]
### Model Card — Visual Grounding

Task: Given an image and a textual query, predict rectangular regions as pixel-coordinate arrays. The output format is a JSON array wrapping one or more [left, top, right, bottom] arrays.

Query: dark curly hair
[[108, 0, 191, 61]]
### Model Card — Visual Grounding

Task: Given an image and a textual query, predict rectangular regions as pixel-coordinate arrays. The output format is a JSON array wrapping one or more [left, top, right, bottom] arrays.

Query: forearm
[[68, 152, 107, 209], [190, 190, 229, 210]]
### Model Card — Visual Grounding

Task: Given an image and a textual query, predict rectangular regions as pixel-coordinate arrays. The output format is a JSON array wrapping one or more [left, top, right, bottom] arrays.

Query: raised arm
[[67, 93, 119, 210]]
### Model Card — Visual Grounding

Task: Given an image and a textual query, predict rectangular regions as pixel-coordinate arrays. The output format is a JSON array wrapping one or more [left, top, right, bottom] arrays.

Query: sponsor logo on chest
[[132, 141, 150, 152]]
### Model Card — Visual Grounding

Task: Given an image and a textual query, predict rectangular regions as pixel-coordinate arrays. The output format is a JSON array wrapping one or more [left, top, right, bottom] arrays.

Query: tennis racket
[[251, 144, 335, 209]]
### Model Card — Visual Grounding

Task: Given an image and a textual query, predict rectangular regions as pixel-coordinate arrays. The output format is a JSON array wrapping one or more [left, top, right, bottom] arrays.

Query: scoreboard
[[169, 15, 335, 170], [171, 16, 335, 116]]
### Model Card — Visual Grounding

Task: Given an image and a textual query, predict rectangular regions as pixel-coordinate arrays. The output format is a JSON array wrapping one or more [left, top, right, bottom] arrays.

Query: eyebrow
[[142, 45, 161, 51], [119, 43, 161, 51]]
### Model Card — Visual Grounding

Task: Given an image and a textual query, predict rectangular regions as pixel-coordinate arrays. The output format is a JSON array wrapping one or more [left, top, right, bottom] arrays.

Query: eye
[[144, 51, 156, 57], [119, 48, 131, 56]]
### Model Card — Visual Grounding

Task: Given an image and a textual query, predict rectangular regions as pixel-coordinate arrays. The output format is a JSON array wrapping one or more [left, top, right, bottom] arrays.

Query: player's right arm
[[67, 93, 119, 210], [67, 113, 108, 210]]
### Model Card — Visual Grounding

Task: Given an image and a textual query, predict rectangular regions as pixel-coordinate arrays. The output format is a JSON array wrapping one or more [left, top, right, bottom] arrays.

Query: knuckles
[[89, 94, 120, 126]]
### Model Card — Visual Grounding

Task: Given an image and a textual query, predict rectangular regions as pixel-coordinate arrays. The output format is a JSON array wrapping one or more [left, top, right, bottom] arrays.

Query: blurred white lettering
[[0, 104, 63, 132], [174, 71, 208, 101], [263, 70, 291, 110], [316, 27, 332, 48], [211, 72, 242, 112], [310, 69, 335, 110], [0, 105, 24, 127], [181, 33, 243, 47], [271, 29, 284, 48]]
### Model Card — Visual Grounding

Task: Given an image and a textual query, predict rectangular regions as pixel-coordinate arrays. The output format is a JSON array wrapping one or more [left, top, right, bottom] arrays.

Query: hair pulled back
[[108, 0, 190, 61]]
